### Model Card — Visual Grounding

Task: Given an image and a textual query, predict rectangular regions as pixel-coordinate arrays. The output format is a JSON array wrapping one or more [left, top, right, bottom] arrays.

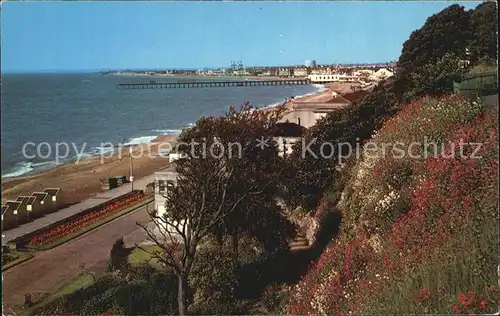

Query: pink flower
[[479, 298, 488, 311], [451, 303, 460, 315]]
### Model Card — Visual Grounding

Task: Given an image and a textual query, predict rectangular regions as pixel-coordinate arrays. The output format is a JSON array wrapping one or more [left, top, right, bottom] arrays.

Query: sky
[[1, 1, 481, 73]]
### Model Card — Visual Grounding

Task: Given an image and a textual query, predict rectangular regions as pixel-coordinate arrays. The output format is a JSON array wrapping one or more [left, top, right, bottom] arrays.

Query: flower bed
[[23, 191, 150, 249]]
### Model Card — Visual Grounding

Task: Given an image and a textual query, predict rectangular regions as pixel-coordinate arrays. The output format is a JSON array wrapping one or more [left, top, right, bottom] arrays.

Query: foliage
[[261, 283, 290, 313], [139, 104, 294, 314], [188, 243, 240, 314], [284, 95, 499, 314], [396, 3, 498, 99], [407, 53, 467, 97], [397, 4, 472, 95], [33, 275, 126, 316], [468, 1, 498, 63], [283, 83, 399, 211], [177, 104, 294, 256], [114, 271, 179, 315]]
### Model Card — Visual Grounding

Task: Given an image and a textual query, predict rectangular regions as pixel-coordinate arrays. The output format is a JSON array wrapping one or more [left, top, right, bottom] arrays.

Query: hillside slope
[[285, 94, 499, 314]]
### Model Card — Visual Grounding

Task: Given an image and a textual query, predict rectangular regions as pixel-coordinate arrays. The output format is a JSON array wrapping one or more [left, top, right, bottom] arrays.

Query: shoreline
[[1, 84, 328, 205]]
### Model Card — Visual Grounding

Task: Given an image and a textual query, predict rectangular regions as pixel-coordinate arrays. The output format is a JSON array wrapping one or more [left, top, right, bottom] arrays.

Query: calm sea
[[1, 73, 322, 178]]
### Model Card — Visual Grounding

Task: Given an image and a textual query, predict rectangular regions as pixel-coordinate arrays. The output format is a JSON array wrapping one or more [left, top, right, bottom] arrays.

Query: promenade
[[2, 174, 155, 245]]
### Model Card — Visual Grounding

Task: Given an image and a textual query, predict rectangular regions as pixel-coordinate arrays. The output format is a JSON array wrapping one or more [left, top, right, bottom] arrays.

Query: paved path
[[2, 174, 155, 245], [2, 202, 152, 312]]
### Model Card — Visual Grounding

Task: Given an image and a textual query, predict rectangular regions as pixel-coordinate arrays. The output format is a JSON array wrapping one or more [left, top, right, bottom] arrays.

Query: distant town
[[102, 60, 398, 85]]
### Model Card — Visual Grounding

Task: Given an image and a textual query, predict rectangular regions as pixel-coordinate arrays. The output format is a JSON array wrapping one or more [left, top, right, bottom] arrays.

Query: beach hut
[[25, 196, 40, 219], [15, 196, 32, 224], [1, 205, 18, 231], [32, 192, 50, 215], [43, 188, 62, 212], [3, 201, 22, 229]]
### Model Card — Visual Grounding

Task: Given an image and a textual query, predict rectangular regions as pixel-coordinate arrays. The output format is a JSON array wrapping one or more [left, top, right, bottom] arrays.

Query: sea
[[1, 73, 324, 178]]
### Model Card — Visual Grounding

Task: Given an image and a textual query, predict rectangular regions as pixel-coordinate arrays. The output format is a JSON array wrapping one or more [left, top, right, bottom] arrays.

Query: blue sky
[[1, 1, 481, 73]]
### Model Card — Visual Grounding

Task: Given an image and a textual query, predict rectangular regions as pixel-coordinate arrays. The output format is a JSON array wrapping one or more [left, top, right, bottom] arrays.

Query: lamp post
[[129, 146, 134, 192]]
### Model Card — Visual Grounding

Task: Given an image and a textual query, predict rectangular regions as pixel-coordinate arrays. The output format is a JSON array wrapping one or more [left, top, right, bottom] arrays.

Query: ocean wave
[[1, 162, 34, 178], [151, 129, 182, 136], [89, 145, 116, 155], [122, 136, 158, 146], [1, 160, 61, 178], [262, 84, 327, 109]]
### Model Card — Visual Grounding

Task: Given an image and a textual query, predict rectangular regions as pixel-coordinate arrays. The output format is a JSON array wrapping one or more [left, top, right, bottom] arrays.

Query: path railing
[[453, 71, 498, 97]]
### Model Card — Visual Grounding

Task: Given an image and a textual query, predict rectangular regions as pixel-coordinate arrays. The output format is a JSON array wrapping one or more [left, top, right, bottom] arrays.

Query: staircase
[[289, 234, 311, 253]]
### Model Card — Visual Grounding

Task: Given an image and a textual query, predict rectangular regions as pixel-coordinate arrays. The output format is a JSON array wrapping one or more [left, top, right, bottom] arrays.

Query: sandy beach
[[1, 135, 177, 205]]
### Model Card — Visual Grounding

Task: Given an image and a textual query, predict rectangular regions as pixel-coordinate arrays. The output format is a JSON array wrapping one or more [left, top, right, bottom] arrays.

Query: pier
[[117, 79, 311, 90]]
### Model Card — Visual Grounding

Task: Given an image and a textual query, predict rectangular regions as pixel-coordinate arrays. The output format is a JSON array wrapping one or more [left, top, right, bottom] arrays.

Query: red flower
[[479, 298, 487, 311]]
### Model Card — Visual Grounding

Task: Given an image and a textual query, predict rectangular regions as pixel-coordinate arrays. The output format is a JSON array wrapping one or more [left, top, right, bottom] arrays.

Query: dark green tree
[[397, 4, 472, 96], [469, 1, 498, 63], [283, 83, 399, 211], [138, 104, 293, 315]]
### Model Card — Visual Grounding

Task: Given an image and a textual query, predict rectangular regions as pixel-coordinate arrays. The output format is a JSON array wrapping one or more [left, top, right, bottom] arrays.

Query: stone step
[[289, 240, 309, 248], [294, 237, 308, 242], [290, 244, 311, 252]]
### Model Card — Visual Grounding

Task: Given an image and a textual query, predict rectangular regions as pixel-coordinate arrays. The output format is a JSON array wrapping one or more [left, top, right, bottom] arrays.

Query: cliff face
[[285, 95, 499, 314]]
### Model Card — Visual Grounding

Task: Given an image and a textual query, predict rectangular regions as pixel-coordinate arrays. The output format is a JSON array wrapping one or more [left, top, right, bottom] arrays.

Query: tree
[[177, 104, 294, 259], [107, 237, 131, 274], [406, 53, 467, 98], [468, 1, 498, 63], [283, 83, 399, 211], [138, 104, 293, 314], [397, 4, 472, 96]]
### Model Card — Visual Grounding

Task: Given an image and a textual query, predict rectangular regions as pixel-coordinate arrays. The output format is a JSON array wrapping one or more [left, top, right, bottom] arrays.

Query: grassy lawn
[[128, 244, 162, 266], [20, 273, 96, 316], [2, 251, 34, 271], [27, 198, 154, 251]]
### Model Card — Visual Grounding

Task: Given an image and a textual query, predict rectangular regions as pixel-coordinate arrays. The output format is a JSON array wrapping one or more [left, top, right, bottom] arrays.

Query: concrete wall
[[482, 94, 498, 107]]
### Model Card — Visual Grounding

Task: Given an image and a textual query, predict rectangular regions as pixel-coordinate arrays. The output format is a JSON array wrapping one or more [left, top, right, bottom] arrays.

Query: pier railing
[[117, 79, 311, 90]]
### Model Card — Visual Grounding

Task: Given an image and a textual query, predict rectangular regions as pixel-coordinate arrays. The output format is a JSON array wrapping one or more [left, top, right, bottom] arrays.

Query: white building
[[153, 167, 186, 238], [308, 74, 359, 83], [370, 68, 394, 80], [168, 152, 186, 163], [293, 67, 308, 77]]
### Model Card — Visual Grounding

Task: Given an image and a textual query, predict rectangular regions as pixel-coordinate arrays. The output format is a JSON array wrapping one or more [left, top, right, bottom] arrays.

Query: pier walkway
[[2, 175, 155, 245], [117, 78, 311, 90]]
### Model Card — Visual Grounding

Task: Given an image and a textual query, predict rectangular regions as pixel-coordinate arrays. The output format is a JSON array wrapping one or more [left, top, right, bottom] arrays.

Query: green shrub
[[189, 244, 240, 314], [113, 271, 178, 315]]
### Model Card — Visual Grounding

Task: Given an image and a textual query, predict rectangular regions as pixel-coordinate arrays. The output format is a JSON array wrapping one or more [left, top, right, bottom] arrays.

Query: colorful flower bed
[[25, 192, 149, 248], [285, 95, 499, 314]]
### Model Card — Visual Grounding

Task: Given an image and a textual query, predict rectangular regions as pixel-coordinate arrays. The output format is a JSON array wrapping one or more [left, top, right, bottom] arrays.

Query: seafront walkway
[[2, 174, 155, 245]]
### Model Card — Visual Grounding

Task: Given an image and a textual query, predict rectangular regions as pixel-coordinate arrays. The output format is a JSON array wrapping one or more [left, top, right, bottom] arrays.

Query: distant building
[[278, 68, 293, 77], [308, 74, 359, 83], [305, 60, 317, 68], [370, 68, 394, 80], [293, 67, 309, 77], [279, 90, 368, 129]]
